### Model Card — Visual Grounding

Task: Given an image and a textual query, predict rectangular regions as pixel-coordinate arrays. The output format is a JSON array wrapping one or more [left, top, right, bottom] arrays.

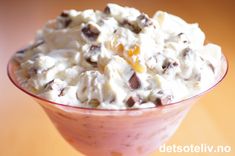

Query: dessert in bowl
[[8, 3, 228, 156]]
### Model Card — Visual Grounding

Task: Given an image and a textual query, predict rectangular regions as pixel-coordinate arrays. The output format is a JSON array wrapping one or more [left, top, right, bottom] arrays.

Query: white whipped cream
[[14, 3, 222, 109]]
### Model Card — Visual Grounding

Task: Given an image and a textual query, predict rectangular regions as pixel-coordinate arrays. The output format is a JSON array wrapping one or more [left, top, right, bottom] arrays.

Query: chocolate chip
[[157, 90, 164, 95], [60, 11, 69, 17], [16, 49, 25, 54], [162, 62, 169, 70], [177, 32, 184, 36], [28, 68, 38, 76], [172, 62, 178, 66], [177, 33, 189, 44], [110, 97, 116, 103], [58, 88, 65, 97], [85, 44, 101, 67], [104, 6, 111, 14], [82, 24, 100, 41], [182, 47, 192, 57], [44, 79, 55, 89], [121, 20, 141, 34], [18, 40, 44, 55], [155, 98, 162, 106], [207, 62, 215, 73], [137, 13, 152, 27], [64, 19, 72, 28], [129, 72, 141, 89], [126, 96, 140, 107], [86, 57, 98, 67], [200, 56, 204, 61], [154, 96, 172, 106], [59, 11, 72, 28], [194, 73, 201, 81], [32, 40, 44, 49], [44, 79, 65, 92], [89, 44, 101, 52], [162, 59, 178, 71], [14, 49, 26, 62]]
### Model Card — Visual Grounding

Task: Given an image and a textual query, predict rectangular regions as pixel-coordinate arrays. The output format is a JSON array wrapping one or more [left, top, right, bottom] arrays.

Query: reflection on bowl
[[7, 53, 228, 156]]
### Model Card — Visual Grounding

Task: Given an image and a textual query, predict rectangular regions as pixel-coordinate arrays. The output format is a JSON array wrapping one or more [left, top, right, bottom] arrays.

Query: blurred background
[[0, 0, 234, 155]]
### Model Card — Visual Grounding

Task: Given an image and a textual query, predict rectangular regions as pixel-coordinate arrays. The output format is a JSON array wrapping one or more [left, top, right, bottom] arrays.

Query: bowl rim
[[7, 52, 229, 112]]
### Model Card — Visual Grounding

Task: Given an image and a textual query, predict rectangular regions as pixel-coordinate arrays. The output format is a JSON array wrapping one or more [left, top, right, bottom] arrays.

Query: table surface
[[1, 0, 235, 156]]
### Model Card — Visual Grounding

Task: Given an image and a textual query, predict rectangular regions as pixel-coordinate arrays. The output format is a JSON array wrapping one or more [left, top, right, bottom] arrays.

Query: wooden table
[[1, 0, 234, 155]]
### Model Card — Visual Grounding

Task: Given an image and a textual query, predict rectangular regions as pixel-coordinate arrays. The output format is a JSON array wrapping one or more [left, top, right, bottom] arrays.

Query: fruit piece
[[116, 43, 124, 53], [89, 99, 100, 107], [132, 58, 146, 73], [128, 45, 140, 56]]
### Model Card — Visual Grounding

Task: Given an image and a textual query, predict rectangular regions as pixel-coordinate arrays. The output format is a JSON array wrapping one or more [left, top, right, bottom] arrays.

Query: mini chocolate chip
[[32, 40, 44, 49], [16, 49, 25, 54], [140, 100, 147, 104], [19, 40, 44, 53], [155, 96, 172, 106], [200, 56, 204, 61], [182, 47, 192, 57], [177, 32, 184, 36], [82, 24, 100, 41], [58, 88, 65, 97], [162, 60, 178, 71], [157, 90, 164, 95], [207, 62, 215, 73], [14, 49, 25, 63], [110, 97, 116, 103], [28, 68, 38, 76], [104, 6, 111, 14], [90, 44, 101, 52], [126, 96, 140, 107], [85, 44, 101, 67], [172, 62, 178, 66], [44, 79, 55, 89], [85, 57, 98, 67], [129, 72, 141, 89], [137, 13, 152, 27], [155, 98, 162, 106], [59, 11, 72, 28], [60, 11, 69, 17], [194, 73, 201, 81], [121, 20, 141, 34], [64, 18, 72, 28], [162, 62, 169, 70], [177, 32, 189, 44]]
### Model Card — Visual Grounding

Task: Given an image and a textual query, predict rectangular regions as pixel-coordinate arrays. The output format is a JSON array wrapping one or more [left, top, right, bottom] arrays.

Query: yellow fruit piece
[[128, 49, 133, 57], [132, 63, 145, 73], [116, 44, 124, 53], [131, 58, 146, 73], [89, 99, 100, 107], [133, 45, 140, 55], [128, 45, 140, 57]]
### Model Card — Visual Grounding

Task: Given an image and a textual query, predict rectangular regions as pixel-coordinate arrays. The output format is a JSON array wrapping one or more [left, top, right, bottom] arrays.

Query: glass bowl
[[7, 53, 228, 156]]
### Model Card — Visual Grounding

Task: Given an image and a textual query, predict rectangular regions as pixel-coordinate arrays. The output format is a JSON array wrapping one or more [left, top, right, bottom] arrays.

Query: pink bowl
[[7, 53, 228, 156]]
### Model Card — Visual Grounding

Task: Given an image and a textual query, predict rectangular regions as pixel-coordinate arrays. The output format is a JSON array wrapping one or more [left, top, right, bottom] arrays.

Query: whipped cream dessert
[[14, 3, 222, 109]]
